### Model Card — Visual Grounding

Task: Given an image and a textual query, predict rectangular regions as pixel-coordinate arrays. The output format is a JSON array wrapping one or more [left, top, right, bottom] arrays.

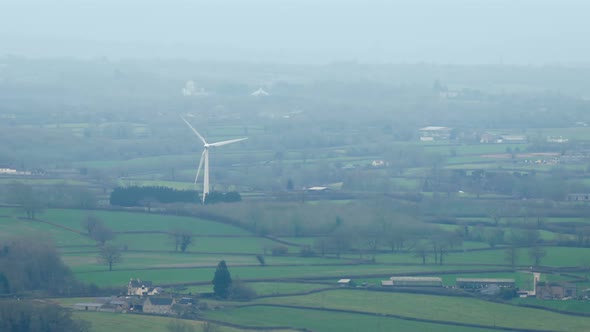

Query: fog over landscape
[[1, 0, 589, 64], [4, 2, 590, 332]]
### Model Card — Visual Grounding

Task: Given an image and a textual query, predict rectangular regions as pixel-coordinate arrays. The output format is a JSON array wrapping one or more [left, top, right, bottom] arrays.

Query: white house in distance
[[547, 136, 569, 143], [0, 168, 17, 175], [181, 80, 208, 97], [419, 126, 452, 141], [128, 278, 161, 296], [251, 88, 270, 97]]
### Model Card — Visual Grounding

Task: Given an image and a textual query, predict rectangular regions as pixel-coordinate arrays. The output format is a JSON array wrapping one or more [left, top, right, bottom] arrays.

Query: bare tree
[[8, 182, 45, 219], [413, 242, 430, 265], [83, 216, 115, 245], [529, 246, 547, 267], [504, 245, 519, 268], [91, 223, 115, 245], [505, 231, 520, 268], [82, 215, 101, 236], [171, 229, 193, 253], [97, 244, 122, 272]]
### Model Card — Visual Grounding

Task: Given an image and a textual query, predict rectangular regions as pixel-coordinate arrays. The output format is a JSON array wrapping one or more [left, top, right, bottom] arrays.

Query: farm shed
[[73, 303, 104, 311], [337, 279, 353, 286], [419, 126, 452, 141], [456, 278, 515, 289], [389, 277, 443, 287], [536, 282, 577, 300]]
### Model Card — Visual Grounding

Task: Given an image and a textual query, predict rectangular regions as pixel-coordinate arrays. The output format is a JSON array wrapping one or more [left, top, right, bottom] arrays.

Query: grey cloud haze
[[0, 0, 588, 64]]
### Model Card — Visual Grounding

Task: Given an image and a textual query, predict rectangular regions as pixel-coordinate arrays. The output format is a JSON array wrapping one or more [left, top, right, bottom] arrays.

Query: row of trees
[[110, 186, 199, 207], [0, 300, 90, 332]]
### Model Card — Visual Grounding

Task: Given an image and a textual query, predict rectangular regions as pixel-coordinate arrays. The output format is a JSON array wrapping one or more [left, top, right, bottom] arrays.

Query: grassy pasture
[[0, 216, 94, 247], [63, 252, 264, 272], [39, 209, 249, 235], [73, 154, 196, 170], [388, 177, 421, 190], [64, 251, 352, 273], [72, 263, 472, 287], [204, 305, 500, 332], [546, 217, 590, 224], [511, 297, 590, 314], [255, 290, 590, 331], [444, 246, 590, 267], [423, 143, 529, 156], [73, 311, 253, 332], [176, 282, 330, 296], [0, 178, 91, 186], [109, 234, 284, 253], [6, 207, 590, 332]]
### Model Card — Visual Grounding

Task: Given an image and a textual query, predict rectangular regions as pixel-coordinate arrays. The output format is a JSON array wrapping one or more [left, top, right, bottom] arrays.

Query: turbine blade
[[194, 150, 206, 184], [180, 115, 207, 145], [208, 137, 248, 147]]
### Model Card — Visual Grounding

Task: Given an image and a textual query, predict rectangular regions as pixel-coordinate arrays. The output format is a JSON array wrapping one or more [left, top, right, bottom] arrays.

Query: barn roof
[[456, 278, 515, 283], [147, 297, 174, 306]]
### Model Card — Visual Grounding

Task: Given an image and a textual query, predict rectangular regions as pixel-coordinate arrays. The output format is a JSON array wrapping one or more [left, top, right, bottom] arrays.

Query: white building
[[251, 88, 270, 97]]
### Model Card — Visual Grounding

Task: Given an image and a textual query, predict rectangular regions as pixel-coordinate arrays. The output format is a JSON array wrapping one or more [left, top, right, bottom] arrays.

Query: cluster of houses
[[73, 278, 193, 315], [418, 126, 571, 146], [0, 167, 46, 176], [418, 126, 533, 144]]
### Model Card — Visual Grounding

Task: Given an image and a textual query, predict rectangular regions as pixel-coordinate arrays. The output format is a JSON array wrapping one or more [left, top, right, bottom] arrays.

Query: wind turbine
[[181, 116, 247, 203]]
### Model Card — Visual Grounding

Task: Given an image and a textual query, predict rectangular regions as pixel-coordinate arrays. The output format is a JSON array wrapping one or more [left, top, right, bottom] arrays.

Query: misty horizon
[[1, 0, 589, 65]]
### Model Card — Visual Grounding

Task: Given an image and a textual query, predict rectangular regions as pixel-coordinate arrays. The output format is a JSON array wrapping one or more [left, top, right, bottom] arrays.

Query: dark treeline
[[109, 186, 199, 207], [205, 191, 242, 204], [0, 236, 101, 297], [0, 299, 90, 332]]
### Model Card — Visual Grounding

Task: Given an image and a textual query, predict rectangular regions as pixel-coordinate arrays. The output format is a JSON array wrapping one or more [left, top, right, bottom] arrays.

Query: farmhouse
[[143, 297, 175, 315], [128, 278, 160, 296], [371, 160, 386, 167], [566, 193, 590, 202], [456, 278, 515, 289], [386, 276, 443, 287], [419, 126, 452, 141]]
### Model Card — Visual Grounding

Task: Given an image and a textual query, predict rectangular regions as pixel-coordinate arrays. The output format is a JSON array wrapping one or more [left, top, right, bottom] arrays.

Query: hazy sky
[[1, 0, 588, 64]]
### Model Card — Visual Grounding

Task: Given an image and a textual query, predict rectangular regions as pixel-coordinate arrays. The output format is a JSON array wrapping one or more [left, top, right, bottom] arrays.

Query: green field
[[5, 207, 590, 332], [73, 311, 272, 332], [253, 290, 590, 331], [204, 305, 501, 332], [39, 209, 250, 235]]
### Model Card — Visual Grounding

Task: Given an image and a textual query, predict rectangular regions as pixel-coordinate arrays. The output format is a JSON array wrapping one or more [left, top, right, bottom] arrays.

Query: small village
[[72, 270, 589, 319]]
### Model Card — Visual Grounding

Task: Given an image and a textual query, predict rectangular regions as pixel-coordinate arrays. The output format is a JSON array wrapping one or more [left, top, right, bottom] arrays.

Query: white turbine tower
[[181, 116, 247, 203]]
